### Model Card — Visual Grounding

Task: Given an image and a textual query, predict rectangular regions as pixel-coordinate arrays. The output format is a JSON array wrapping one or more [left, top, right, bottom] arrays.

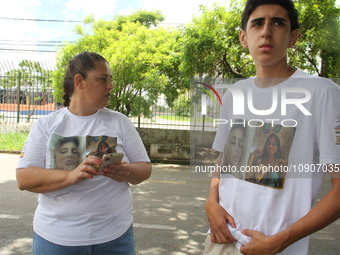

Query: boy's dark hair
[[241, 0, 299, 31]]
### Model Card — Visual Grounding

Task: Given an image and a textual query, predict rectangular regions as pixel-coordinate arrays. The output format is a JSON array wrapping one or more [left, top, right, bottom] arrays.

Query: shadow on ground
[[1, 165, 339, 255]]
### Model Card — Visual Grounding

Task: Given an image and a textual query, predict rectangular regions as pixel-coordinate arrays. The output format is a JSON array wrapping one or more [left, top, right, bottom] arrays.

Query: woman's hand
[[102, 161, 151, 184], [16, 156, 101, 193], [102, 161, 131, 182], [66, 156, 101, 185]]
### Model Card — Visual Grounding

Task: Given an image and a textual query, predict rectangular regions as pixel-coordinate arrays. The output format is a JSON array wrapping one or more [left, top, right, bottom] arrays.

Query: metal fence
[[0, 90, 215, 131], [0, 60, 58, 125], [2, 59, 339, 132], [0, 60, 217, 131]]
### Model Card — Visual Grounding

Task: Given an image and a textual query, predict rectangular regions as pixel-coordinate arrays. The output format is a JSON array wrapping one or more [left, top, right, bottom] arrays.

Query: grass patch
[[157, 115, 190, 122], [0, 132, 28, 151], [157, 115, 215, 123]]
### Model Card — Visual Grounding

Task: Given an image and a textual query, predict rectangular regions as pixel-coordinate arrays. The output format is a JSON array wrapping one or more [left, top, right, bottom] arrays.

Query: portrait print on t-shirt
[[49, 134, 86, 171], [49, 134, 118, 171], [335, 118, 340, 145], [86, 135, 117, 159], [86, 136, 118, 170], [221, 120, 296, 189]]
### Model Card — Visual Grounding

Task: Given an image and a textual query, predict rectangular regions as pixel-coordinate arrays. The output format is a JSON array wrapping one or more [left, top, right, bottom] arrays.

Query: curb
[[0, 150, 214, 166], [0, 150, 21, 154]]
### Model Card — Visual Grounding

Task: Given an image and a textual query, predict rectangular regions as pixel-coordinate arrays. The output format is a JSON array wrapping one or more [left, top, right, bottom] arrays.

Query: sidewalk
[[1, 153, 339, 255]]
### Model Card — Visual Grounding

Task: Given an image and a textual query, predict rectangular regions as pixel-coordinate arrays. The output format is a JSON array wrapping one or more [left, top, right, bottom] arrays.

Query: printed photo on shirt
[[221, 122, 250, 179], [86, 136, 117, 159], [336, 136, 340, 145], [335, 120, 340, 145], [49, 134, 86, 171], [221, 120, 296, 189], [245, 124, 296, 189]]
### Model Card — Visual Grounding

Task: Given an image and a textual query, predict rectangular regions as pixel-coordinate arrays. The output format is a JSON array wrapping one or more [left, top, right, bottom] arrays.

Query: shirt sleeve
[[17, 118, 49, 169], [212, 91, 232, 152], [121, 117, 150, 164], [316, 82, 340, 164]]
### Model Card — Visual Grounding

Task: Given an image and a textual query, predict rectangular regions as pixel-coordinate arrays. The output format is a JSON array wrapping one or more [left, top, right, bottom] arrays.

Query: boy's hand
[[239, 229, 281, 255], [206, 198, 237, 244]]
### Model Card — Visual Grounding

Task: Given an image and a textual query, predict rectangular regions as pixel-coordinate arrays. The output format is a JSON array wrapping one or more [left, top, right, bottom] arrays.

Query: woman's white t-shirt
[[17, 108, 150, 246]]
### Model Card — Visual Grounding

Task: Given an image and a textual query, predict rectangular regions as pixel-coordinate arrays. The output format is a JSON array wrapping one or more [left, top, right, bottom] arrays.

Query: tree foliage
[[52, 10, 183, 117], [115, 9, 165, 30], [179, 1, 253, 79], [291, 0, 340, 77], [3, 60, 51, 87], [52, 2, 340, 117], [179, 0, 340, 78], [174, 94, 191, 117]]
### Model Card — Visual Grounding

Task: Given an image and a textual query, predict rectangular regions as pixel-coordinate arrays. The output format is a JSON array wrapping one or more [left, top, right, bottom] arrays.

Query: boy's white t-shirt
[[17, 107, 150, 246], [212, 71, 340, 254]]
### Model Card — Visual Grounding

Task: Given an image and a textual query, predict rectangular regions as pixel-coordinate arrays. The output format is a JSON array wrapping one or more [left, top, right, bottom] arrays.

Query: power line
[[0, 39, 73, 54], [0, 48, 56, 53], [0, 17, 83, 23], [0, 17, 186, 26], [0, 43, 65, 47], [0, 40, 73, 43]]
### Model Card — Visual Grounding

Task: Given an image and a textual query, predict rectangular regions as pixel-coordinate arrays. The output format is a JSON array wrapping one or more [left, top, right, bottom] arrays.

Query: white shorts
[[203, 235, 242, 255]]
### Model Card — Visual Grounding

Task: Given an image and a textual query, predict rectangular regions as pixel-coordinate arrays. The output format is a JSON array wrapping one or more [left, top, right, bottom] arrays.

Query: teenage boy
[[204, 0, 340, 255]]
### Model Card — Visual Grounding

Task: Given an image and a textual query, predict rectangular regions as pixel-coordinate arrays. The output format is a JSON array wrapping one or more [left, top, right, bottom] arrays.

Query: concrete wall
[[0, 123, 217, 164], [137, 128, 216, 147], [137, 128, 218, 164]]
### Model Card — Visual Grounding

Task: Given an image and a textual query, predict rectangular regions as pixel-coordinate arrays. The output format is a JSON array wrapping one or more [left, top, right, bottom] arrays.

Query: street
[[0, 153, 339, 255]]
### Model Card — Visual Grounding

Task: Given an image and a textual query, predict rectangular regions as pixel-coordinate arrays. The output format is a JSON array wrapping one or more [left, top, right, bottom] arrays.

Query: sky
[[0, 0, 229, 65], [0, 0, 339, 67]]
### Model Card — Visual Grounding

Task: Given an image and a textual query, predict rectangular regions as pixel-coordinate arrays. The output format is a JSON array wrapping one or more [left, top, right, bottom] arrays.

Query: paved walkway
[[1, 153, 339, 255]]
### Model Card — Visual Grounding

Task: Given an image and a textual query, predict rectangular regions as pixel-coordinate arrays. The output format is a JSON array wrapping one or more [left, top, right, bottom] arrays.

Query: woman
[[221, 124, 245, 178], [54, 137, 80, 171], [89, 140, 114, 159], [246, 133, 286, 188], [16, 51, 152, 255]]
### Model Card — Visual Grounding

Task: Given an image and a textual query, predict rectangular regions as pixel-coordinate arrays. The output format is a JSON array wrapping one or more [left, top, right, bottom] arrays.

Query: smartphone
[[98, 152, 124, 174]]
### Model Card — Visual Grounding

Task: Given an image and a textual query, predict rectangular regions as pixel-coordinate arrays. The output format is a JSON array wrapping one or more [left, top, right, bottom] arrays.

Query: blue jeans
[[32, 225, 136, 255]]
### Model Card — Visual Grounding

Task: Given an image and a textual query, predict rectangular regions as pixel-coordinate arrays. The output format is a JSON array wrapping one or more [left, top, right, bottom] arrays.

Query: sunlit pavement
[[1, 153, 339, 255]]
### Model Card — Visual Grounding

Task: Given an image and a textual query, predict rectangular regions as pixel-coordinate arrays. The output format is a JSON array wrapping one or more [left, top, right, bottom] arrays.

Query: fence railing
[[1, 60, 340, 132], [3, 72, 339, 132], [0, 84, 218, 131], [0, 100, 217, 131], [0, 64, 220, 131]]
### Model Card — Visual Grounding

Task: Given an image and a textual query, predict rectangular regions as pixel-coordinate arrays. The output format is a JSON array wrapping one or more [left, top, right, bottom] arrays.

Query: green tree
[[291, 0, 340, 77], [105, 22, 181, 117], [174, 94, 191, 117], [179, 0, 340, 79], [115, 9, 165, 30], [53, 10, 181, 117], [179, 1, 252, 79]]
